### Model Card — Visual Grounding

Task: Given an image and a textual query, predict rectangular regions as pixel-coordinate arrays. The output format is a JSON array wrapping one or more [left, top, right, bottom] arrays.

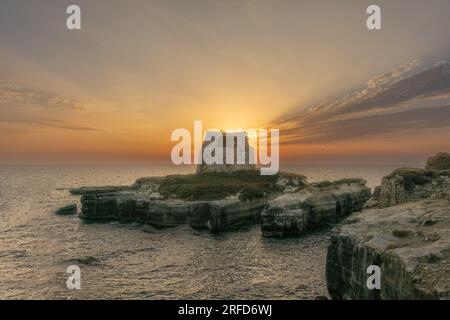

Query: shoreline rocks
[[69, 171, 371, 235], [78, 187, 270, 231], [187, 198, 267, 231], [261, 179, 371, 237], [55, 204, 77, 215], [326, 199, 450, 299], [79, 191, 268, 231], [326, 157, 450, 299]]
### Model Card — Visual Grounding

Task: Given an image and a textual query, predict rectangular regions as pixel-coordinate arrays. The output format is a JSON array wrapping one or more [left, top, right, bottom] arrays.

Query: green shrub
[[426, 152, 450, 170], [387, 167, 436, 191], [157, 170, 300, 201]]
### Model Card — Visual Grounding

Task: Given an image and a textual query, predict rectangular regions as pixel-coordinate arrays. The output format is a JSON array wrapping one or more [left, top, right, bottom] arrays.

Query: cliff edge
[[326, 153, 450, 299]]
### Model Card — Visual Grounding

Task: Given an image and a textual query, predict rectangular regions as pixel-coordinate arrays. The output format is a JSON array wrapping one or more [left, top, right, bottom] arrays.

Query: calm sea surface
[[0, 164, 412, 299]]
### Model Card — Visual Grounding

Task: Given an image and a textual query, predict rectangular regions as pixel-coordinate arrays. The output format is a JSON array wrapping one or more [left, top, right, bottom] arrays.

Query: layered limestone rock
[[70, 169, 370, 237], [327, 155, 450, 299], [187, 198, 267, 231], [79, 189, 267, 230], [71, 169, 373, 235], [326, 199, 450, 299], [70, 170, 312, 232], [261, 179, 371, 237], [78, 187, 269, 231], [79, 190, 192, 227]]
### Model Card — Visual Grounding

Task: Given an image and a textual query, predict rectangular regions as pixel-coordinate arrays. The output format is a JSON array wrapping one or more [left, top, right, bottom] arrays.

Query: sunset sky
[[1, 0, 450, 165]]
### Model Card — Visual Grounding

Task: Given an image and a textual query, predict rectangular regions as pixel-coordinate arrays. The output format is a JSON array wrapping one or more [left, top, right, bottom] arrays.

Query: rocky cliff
[[75, 186, 267, 231], [70, 171, 300, 232], [327, 199, 450, 299], [261, 179, 371, 237], [327, 154, 450, 299]]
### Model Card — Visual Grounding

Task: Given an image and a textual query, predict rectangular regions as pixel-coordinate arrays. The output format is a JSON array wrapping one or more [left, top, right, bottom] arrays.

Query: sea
[[0, 164, 416, 299]]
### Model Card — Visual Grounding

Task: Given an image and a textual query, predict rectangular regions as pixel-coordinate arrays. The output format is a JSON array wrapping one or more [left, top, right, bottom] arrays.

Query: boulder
[[426, 152, 450, 170], [326, 199, 450, 299], [55, 204, 77, 215]]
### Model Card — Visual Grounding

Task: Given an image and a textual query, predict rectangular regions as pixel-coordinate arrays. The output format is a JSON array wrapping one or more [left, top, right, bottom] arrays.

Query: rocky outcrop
[[78, 187, 267, 231], [426, 152, 450, 170], [326, 199, 450, 299], [73, 171, 310, 232], [187, 198, 267, 231], [80, 190, 193, 227], [73, 171, 373, 235], [55, 204, 77, 215], [261, 179, 371, 237], [327, 155, 450, 299]]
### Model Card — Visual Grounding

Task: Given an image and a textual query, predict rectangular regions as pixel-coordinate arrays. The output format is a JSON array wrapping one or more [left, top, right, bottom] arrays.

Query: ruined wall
[[378, 173, 450, 207]]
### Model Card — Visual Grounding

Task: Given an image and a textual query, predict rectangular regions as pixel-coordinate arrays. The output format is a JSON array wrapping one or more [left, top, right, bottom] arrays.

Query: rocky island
[[70, 170, 370, 234], [68, 135, 371, 235]]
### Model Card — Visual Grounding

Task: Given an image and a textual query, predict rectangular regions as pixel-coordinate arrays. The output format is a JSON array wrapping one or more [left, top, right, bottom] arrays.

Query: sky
[[1, 0, 450, 165]]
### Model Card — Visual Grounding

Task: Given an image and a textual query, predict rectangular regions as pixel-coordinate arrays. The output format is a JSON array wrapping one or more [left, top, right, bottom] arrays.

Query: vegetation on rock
[[426, 152, 450, 170], [312, 178, 366, 189], [156, 170, 307, 201], [386, 167, 450, 191]]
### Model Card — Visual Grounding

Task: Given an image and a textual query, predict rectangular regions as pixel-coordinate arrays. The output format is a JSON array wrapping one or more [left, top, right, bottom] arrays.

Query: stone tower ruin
[[196, 131, 256, 174]]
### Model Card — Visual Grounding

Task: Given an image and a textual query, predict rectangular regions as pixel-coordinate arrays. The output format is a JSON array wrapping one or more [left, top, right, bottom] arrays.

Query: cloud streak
[[0, 78, 101, 132], [0, 115, 103, 132], [0, 79, 92, 110], [272, 60, 450, 144]]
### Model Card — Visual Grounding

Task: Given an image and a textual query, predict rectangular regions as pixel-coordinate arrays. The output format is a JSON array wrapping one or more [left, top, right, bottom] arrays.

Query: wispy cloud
[[0, 116, 103, 132], [0, 79, 92, 110], [272, 60, 450, 144], [0, 78, 100, 132]]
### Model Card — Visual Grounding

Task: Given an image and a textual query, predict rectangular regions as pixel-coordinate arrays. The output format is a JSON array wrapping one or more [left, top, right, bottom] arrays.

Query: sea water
[[0, 164, 405, 299]]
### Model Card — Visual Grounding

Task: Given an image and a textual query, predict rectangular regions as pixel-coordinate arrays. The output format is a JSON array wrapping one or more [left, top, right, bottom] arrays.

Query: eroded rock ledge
[[261, 179, 370, 237], [327, 199, 450, 299], [68, 171, 370, 234], [326, 153, 450, 299]]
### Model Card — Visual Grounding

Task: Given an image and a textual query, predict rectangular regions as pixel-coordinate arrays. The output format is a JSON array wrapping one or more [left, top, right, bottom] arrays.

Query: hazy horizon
[[1, 0, 450, 165]]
